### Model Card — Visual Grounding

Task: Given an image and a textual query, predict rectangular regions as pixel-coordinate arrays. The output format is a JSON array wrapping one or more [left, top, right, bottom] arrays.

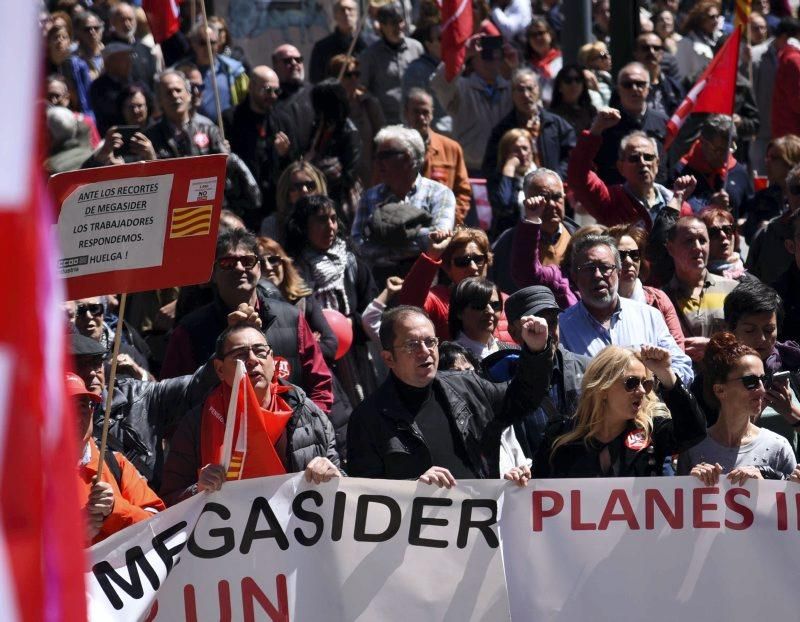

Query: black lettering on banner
[[92, 546, 161, 610], [240, 497, 290, 553], [292, 490, 324, 546], [354, 495, 401, 542], [408, 497, 452, 548], [188, 502, 235, 559], [457, 500, 499, 549], [152, 521, 188, 572], [331, 491, 346, 542]]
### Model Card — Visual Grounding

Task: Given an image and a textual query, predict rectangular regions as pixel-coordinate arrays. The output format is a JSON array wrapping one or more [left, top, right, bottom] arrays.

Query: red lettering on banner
[[776, 492, 787, 531], [143, 600, 158, 622], [644, 488, 684, 529], [597, 489, 640, 530], [692, 487, 721, 528], [570, 490, 597, 530], [184, 584, 197, 622], [724, 488, 754, 530], [532, 490, 564, 532], [242, 575, 289, 622]]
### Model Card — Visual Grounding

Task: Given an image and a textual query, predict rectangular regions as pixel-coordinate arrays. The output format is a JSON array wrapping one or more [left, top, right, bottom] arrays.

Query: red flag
[[142, 0, 182, 44], [665, 27, 741, 150], [441, 0, 474, 80], [0, 4, 87, 621]]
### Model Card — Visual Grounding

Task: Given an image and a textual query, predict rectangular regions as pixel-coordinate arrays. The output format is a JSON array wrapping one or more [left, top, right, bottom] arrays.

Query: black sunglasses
[[76, 302, 104, 316], [191, 82, 206, 94], [731, 374, 766, 390], [623, 376, 654, 393], [290, 181, 316, 192], [626, 152, 657, 163], [261, 254, 282, 266], [452, 253, 487, 268], [708, 225, 735, 238], [281, 56, 304, 64], [621, 79, 648, 90], [468, 300, 502, 312], [576, 262, 617, 276], [216, 255, 259, 270], [618, 249, 641, 262], [638, 43, 663, 52]]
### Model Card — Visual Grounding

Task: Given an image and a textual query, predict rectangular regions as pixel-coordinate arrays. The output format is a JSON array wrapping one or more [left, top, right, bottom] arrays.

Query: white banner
[[87, 476, 800, 622]]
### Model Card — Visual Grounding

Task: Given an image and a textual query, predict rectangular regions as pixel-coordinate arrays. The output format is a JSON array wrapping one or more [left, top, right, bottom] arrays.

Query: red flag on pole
[[142, 0, 182, 44], [441, 0, 473, 80], [0, 4, 87, 622], [664, 27, 741, 150]]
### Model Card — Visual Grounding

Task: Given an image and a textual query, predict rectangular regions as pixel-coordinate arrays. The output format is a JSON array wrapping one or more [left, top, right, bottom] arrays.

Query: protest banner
[[48, 155, 227, 300], [86, 476, 800, 621]]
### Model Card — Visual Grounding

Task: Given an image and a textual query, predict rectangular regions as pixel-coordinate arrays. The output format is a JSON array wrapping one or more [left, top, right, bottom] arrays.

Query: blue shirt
[[559, 296, 694, 386]]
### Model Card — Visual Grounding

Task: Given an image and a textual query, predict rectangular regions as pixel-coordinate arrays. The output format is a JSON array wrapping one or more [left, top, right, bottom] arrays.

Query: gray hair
[[73, 11, 102, 31], [618, 130, 658, 161], [511, 67, 540, 89], [570, 234, 621, 274], [155, 69, 191, 99], [617, 61, 650, 85], [524, 168, 562, 196], [700, 114, 737, 142], [404, 87, 433, 108], [109, 1, 134, 19], [374, 125, 426, 171]]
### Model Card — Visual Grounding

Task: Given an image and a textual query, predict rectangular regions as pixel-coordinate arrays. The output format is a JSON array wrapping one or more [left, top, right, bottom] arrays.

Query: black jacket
[[347, 343, 553, 480], [533, 379, 706, 478], [775, 263, 800, 344], [159, 382, 340, 506], [309, 29, 366, 83], [481, 109, 576, 179]]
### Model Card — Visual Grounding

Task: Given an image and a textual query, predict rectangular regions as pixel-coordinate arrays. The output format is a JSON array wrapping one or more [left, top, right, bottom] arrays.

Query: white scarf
[[302, 238, 351, 315]]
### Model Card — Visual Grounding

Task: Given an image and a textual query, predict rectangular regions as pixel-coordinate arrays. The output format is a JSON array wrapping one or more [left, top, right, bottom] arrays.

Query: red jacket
[[396, 252, 513, 343], [567, 131, 692, 230], [78, 442, 165, 545], [772, 43, 800, 139]]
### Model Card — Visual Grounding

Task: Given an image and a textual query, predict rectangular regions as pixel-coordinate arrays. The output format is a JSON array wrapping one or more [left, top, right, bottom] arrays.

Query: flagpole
[[93, 292, 128, 485], [199, 0, 226, 140]]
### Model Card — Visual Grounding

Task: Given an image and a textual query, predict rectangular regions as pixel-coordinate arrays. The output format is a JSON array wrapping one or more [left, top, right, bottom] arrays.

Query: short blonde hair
[[496, 128, 532, 174]]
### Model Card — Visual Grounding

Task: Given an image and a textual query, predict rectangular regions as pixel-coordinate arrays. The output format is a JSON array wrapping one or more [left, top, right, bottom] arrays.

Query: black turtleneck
[[391, 374, 476, 478]]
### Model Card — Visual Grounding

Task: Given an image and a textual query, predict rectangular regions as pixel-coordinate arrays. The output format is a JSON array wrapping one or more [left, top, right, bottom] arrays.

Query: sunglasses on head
[[468, 299, 502, 312], [625, 152, 657, 163], [76, 302, 104, 316], [618, 249, 641, 262], [452, 253, 487, 268], [262, 254, 282, 266], [708, 224, 734, 238], [731, 374, 766, 390], [216, 255, 259, 270], [623, 375, 654, 393], [621, 79, 648, 90]]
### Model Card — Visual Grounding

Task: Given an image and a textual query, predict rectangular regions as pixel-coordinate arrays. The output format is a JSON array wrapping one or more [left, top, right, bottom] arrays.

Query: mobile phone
[[767, 370, 791, 389], [114, 125, 139, 155], [480, 36, 503, 60]]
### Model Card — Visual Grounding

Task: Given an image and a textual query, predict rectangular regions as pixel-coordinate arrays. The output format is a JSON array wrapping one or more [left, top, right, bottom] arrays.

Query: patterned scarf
[[302, 237, 351, 315]]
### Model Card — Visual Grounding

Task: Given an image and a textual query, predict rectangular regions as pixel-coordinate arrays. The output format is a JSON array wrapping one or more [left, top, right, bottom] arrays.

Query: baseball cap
[[65, 372, 102, 403]]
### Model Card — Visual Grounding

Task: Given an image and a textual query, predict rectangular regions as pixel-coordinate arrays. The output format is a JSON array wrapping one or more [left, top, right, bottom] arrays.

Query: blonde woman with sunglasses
[[533, 344, 706, 478]]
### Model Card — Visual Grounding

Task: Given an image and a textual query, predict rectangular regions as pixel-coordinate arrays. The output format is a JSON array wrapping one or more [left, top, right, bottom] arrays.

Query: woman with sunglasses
[[256, 236, 338, 363], [533, 344, 706, 478], [396, 228, 513, 342], [675, 1, 723, 83], [549, 64, 596, 134], [523, 17, 562, 106], [578, 41, 612, 107], [285, 195, 378, 405], [259, 161, 328, 246], [448, 277, 512, 360], [699, 207, 745, 279], [680, 332, 797, 483]]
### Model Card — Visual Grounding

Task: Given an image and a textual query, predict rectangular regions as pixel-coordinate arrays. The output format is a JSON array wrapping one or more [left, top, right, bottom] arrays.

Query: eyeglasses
[[730, 374, 766, 391], [216, 255, 259, 270], [83, 25, 103, 32], [262, 254, 282, 266], [281, 56, 304, 65], [637, 43, 663, 52], [625, 152, 657, 164], [395, 336, 439, 354], [76, 303, 104, 317], [576, 262, 617, 276], [561, 75, 583, 85], [468, 300, 502, 312], [374, 149, 407, 161], [260, 85, 281, 95], [623, 375, 655, 393], [620, 79, 648, 90], [290, 180, 316, 192], [531, 191, 565, 203], [190, 83, 205, 94], [452, 253, 487, 268], [708, 225, 735, 238], [618, 249, 641, 262], [221, 344, 273, 361], [343, 71, 361, 78]]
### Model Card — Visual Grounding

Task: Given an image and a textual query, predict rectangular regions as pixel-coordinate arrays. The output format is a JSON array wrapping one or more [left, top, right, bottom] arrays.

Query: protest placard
[[48, 155, 227, 300]]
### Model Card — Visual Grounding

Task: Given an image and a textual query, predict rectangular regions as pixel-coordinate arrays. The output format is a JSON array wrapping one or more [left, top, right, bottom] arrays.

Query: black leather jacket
[[346, 343, 553, 480]]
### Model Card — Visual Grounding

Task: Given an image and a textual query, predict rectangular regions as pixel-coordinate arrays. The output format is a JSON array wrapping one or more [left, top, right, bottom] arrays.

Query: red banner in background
[[48, 155, 227, 300]]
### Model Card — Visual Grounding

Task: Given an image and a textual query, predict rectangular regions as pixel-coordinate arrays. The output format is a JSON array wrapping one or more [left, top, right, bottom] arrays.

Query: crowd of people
[[43, 0, 800, 545]]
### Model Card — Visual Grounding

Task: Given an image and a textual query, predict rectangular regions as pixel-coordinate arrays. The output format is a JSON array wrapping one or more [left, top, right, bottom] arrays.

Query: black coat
[[309, 29, 366, 84], [533, 379, 706, 478], [347, 343, 553, 479]]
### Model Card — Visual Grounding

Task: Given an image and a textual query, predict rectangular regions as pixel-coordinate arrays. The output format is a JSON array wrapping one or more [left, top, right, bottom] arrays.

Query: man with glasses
[[633, 32, 683, 118], [161, 324, 341, 506], [675, 115, 752, 217], [223, 65, 296, 228], [74, 11, 105, 80], [161, 228, 333, 413], [558, 234, 693, 386], [271, 43, 314, 152], [309, 0, 365, 84], [569, 107, 693, 231], [347, 305, 552, 484]]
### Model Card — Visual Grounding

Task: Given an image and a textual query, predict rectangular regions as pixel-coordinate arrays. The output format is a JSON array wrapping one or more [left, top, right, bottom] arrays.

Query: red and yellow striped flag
[[734, 0, 752, 32]]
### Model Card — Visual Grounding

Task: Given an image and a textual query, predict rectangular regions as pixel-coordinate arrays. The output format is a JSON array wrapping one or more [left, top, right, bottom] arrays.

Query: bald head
[[272, 44, 304, 85], [249, 65, 281, 113]]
